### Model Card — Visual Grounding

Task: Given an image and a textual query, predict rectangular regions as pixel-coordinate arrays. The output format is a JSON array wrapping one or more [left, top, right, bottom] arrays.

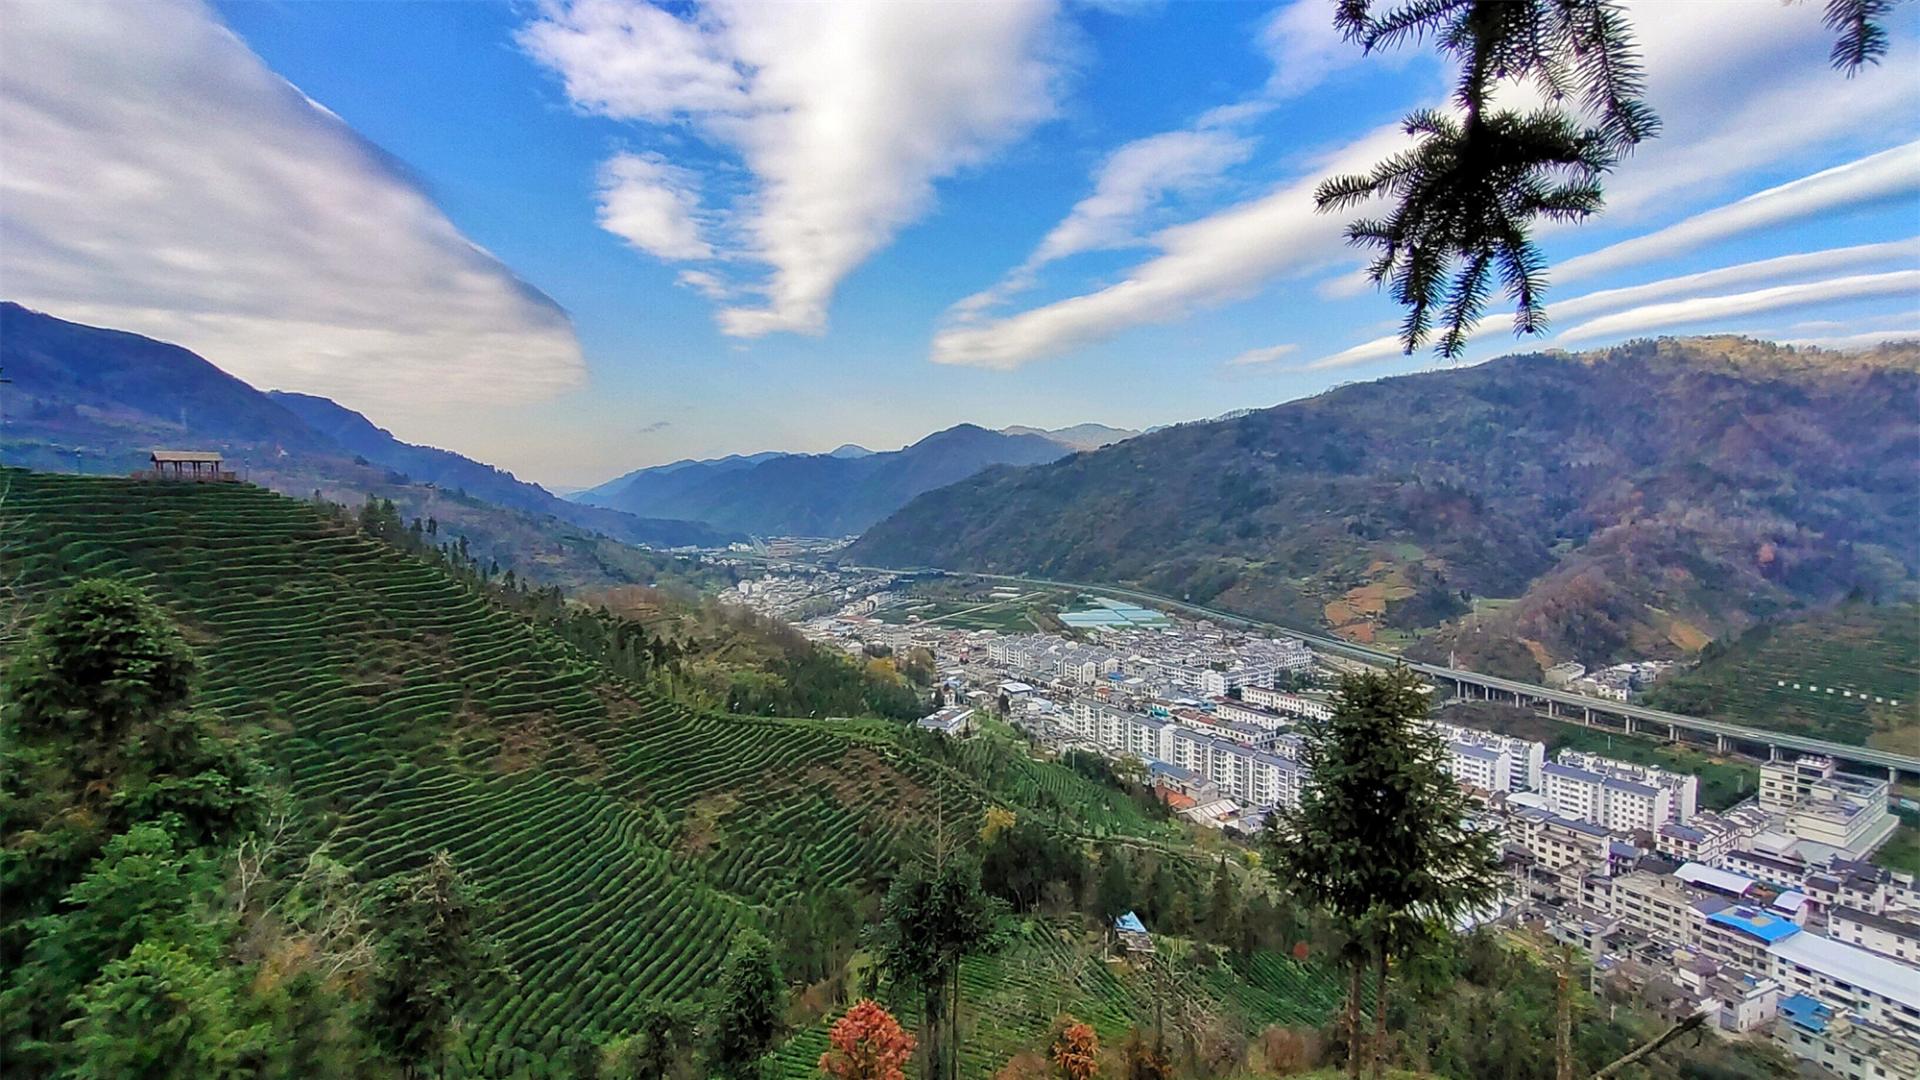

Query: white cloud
[[1224, 343, 1299, 368], [1558, 270, 1920, 342], [1302, 238, 1920, 370], [932, 122, 1409, 368], [595, 152, 713, 261], [948, 0, 1914, 372], [0, 0, 584, 423], [1260, 0, 1362, 99], [948, 127, 1254, 319], [519, 0, 1065, 338], [1558, 142, 1920, 283], [1777, 328, 1920, 350], [949, 0, 1372, 324]]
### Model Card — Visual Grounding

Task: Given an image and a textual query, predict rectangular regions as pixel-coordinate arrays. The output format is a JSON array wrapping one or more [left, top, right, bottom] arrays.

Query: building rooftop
[[150, 449, 224, 463], [1778, 993, 1831, 1034], [1707, 907, 1800, 944], [1544, 762, 1604, 784], [1767, 932, 1920, 1012], [1675, 862, 1759, 898]]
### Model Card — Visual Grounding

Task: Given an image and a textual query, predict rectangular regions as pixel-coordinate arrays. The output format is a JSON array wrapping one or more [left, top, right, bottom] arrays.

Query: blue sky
[[3, 1, 1916, 486]]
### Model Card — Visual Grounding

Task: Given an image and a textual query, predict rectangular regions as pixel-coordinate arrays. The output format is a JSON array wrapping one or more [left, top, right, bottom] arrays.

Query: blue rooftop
[[1778, 993, 1830, 1033], [1115, 912, 1147, 934], [1708, 907, 1801, 944]]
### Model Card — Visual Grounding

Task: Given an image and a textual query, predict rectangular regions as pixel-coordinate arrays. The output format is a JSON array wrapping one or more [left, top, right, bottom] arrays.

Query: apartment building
[[1557, 750, 1697, 824], [1701, 906, 1801, 970], [1829, 907, 1920, 965], [1447, 741, 1511, 794], [1607, 870, 1718, 948], [1759, 756, 1894, 853], [1209, 696, 1291, 731], [1240, 684, 1332, 720], [1541, 761, 1673, 833], [1766, 931, 1920, 1043], [1775, 995, 1920, 1080], [1429, 721, 1545, 791]]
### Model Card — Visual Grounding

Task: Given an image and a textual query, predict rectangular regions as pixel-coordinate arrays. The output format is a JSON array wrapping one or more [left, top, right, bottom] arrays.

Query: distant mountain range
[[851, 337, 1920, 680], [0, 302, 737, 586], [575, 424, 1090, 536], [574, 423, 1136, 537]]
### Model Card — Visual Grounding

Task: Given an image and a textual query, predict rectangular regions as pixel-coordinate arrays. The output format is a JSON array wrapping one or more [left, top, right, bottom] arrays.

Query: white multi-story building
[[1429, 721, 1545, 791], [1240, 685, 1333, 720], [1210, 696, 1291, 730], [1759, 757, 1894, 854], [1165, 726, 1304, 809], [1828, 907, 1920, 965], [1542, 760, 1676, 834], [1446, 741, 1511, 793], [1765, 931, 1920, 1043], [1557, 750, 1697, 824]]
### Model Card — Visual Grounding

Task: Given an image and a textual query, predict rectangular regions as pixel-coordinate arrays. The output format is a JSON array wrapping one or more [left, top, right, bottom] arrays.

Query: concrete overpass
[[834, 563, 1920, 782]]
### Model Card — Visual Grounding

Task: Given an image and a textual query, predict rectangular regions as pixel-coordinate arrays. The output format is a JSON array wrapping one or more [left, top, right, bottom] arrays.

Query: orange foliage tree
[[819, 999, 916, 1080], [1050, 1018, 1100, 1080]]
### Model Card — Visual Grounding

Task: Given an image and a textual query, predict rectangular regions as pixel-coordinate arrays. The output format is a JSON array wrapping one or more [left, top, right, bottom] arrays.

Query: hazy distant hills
[[0, 302, 737, 582], [852, 337, 1920, 680], [577, 423, 1084, 536]]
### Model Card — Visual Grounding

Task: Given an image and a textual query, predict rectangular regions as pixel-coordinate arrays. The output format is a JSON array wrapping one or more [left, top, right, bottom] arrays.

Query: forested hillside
[[853, 338, 1920, 679]]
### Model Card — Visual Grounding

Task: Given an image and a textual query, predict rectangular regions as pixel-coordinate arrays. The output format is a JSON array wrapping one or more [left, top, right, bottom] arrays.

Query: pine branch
[[1824, 0, 1897, 74]]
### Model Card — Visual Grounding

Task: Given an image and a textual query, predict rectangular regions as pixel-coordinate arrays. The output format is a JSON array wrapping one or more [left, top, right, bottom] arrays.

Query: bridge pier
[[1716, 735, 1728, 754], [1582, 706, 1592, 726], [1668, 724, 1677, 742], [1623, 715, 1635, 736]]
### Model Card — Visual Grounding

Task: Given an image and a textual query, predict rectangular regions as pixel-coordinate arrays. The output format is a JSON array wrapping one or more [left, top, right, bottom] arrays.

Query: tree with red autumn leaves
[[819, 999, 915, 1080], [1049, 1018, 1099, 1080]]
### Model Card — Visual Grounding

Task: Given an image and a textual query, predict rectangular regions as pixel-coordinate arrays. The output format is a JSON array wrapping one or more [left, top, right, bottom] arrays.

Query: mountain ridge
[[577, 421, 1081, 536], [0, 301, 737, 583], [851, 337, 1920, 679]]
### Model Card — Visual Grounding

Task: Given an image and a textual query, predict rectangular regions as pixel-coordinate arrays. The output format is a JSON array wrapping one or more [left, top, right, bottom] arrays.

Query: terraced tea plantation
[[0, 470, 1348, 1076], [0, 471, 984, 1074]]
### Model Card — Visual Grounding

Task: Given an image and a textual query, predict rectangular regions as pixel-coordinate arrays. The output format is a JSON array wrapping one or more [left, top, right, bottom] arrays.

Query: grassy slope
[[0, 471, 1339, 1076], [1641, 602, 1920, 751]]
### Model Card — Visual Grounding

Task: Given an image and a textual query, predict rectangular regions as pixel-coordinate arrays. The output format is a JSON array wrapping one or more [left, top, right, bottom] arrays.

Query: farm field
[[0, 470, 1341, 1076], [1643, 603, 1920, 750]]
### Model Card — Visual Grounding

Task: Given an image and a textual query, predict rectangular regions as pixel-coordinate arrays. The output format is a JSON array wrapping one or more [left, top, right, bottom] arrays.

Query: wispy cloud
[[946, 1, 1913, 372], [1557, 270, 1920, 342], [1777, 327, 1920, 350], [931, 122, 1408, 369], [948, 0, 1366, 324], [1301, 238, 1920, 370], [1558, 142, 1920, 283], [519, 0, 1066, 338], [1221, 343, 1297, 368], [595, 152, 714, 261], [948, 126, 1255, 320], [0, 0, 584, 424]]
